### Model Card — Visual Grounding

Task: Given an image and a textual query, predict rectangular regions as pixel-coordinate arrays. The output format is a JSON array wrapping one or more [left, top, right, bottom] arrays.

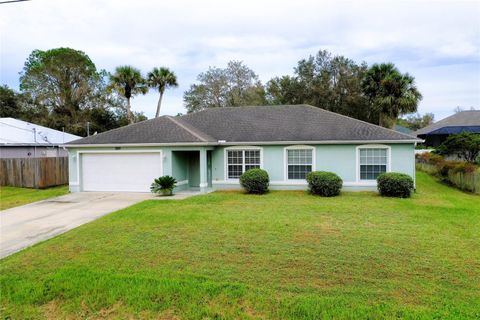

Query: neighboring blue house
[[65, 105, 420, 193], [415, 110, 480, 147]]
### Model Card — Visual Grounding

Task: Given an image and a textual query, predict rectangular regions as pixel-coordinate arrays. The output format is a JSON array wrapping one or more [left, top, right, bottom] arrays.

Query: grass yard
[[0, 185, 69, 210], [1, 172, 479, 319]]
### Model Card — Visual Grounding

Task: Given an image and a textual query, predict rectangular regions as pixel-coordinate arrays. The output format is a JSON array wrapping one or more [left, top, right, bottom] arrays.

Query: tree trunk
[[379, 113, 391, 128], [127, 97, 133, 124], [379, 113, 396, 129], [155, 91, 164, 118]]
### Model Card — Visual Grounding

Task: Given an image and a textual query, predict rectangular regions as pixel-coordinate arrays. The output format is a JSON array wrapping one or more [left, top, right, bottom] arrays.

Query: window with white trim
[[227, 149, 260, 179], [287, 149, 313, 179], [359, 148, 388, 180]]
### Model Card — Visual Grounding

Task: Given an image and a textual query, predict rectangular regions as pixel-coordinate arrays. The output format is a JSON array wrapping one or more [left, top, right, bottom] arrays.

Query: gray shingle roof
[[415, 110, 480, 136], [68, 116, 212, 145], [67, 105, 419, 145]]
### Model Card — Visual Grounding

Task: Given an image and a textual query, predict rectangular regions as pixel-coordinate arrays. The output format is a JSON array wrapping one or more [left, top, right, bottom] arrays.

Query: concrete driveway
[[0, 192, 154, 259]]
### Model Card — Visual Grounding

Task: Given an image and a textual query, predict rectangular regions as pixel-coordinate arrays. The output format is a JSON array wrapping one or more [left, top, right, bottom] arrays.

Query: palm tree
[[109, 66, 147, 124], [362, 63, 422, 128], [147, 67, 178, 117]]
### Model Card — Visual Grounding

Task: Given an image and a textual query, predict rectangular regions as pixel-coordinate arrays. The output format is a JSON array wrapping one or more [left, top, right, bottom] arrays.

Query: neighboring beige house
[[0, 118, 81, 159]]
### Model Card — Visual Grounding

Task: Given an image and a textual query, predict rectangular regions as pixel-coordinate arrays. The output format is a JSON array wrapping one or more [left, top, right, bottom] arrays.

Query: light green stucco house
[[65, 105, 421, 193]]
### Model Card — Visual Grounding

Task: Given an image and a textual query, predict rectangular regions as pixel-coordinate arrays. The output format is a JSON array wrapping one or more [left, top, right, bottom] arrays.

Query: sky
[[0, 0, 479, 121]]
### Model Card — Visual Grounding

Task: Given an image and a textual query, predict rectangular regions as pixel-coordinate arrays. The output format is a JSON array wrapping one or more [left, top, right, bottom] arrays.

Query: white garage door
[[81, 152, 162, 192]]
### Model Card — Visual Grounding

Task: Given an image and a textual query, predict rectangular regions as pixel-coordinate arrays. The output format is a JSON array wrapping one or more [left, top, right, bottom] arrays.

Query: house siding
[[67, 146, 212, 193], [0, 146, 68, 158], [68, 143, 415, 193], [211, 143, 415, 191]]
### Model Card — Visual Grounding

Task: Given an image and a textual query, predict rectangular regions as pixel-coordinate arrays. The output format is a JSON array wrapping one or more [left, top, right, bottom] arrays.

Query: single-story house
[[415, 110, 480, 147], [0, 118, 81, 158], [65, 105, 421, 193]]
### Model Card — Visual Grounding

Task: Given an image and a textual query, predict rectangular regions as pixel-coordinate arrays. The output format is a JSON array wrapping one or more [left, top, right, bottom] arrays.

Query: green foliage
[[0, 85, 23, 118], [109, 66, 147, 99], [397, 112, 434, 131], [435, 132, 480, 163], [181, 50, 422, 129], [449, 162, 477, 174], [362, 63, 422, 128], [150, 176, 177, 196], [264, 50, 422, 127], [306, 171, 343, 197], [19, 48, 99, 119], [239, 168, 269, 194], [265, 75, 307, 105], [18, 48, 101, 134], [147, 67, 178, 117], [0, 86, 48, 124], [266, 51, 372, 122], [13, 48, 140, 136], [109, 66, 148, 124], [377, 172, 414, 198], [183, 61, 267, 113], [416, 152, 480, 193]]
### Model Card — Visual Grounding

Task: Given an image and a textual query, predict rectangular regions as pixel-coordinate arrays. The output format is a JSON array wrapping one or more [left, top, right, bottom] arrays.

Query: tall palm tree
[[147, 67, 178, 117], [362, 63, 422, 128], [109, 66, 147, 124]]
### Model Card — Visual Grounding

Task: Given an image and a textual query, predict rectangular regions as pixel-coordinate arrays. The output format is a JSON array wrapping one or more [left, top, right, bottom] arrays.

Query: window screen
[[227, 149, 260, 179], [287, 149, 313, 179], [359, 148, 387, 180]]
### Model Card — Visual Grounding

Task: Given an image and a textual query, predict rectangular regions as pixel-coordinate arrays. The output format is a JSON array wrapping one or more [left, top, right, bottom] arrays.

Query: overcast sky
[[1, 0, 479, 120]]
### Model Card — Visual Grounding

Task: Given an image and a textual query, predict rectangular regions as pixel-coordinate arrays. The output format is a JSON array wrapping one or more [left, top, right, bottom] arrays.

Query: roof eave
[[63, 142, 219, 148], [64, 139, 421, 148], [1, 143, 66, 147], [219, 139, 422, 145]]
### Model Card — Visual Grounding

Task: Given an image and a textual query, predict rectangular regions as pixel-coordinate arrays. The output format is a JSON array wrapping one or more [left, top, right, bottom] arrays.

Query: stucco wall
[[68, 146, 212, 192], [211, 143, 415, 191], [68, 143, 415, 192], [171, 151, 188, 181]]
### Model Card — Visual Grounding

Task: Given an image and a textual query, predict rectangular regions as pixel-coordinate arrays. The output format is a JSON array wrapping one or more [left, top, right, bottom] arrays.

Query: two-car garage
[[80, 152, 162, 192]]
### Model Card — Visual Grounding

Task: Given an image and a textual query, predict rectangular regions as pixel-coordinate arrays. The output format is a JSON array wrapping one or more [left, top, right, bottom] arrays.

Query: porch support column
[[199, 148, 208, 192]]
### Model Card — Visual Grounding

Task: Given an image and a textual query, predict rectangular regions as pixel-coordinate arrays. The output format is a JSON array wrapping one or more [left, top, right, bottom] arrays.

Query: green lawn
[[0, 185, 69, 210], [1, 172, 479, 319]]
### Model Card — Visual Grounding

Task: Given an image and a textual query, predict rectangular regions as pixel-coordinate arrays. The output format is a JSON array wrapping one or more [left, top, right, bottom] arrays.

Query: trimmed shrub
[[377, 173, 414, 198], [240, 168, 269, 194], [306, 171, 343, 197]]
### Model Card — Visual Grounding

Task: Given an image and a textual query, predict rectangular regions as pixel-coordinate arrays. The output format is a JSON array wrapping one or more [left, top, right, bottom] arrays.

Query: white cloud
[[0, 0, 478, 119]]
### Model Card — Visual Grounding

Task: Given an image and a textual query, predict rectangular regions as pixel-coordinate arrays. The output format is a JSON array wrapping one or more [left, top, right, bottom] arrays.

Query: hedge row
[[239, 169, 414, 198], [416, 153, 480, 194]]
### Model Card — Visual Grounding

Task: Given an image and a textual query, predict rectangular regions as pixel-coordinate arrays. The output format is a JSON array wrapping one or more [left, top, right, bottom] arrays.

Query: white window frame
[[355, 145, 391, 183], [224, 146, 263, 181], [284, 145, 316, 181]]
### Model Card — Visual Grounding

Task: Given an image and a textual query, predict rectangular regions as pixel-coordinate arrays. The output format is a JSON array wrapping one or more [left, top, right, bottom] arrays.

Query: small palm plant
[[151, 176, 177, 196]]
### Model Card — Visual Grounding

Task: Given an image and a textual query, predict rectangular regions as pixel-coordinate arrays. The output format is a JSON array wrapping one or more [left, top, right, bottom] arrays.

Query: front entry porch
[[171, 149, 212, 193]]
